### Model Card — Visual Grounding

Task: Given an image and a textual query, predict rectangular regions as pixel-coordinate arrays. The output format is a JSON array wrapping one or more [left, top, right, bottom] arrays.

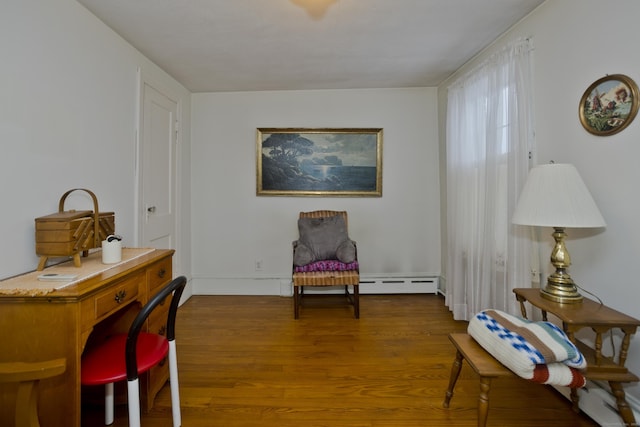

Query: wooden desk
[[513, 288, 640, 427], [0, 248, 174, 427]]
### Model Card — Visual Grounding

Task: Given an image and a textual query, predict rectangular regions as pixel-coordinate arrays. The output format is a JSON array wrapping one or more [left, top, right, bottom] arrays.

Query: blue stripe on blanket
[[476, 312, 545, 364], [474, 310, 586, 368]]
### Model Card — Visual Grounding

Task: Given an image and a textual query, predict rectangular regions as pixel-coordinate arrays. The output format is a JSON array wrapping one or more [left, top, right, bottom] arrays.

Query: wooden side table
[[513, 288, 640, 427]]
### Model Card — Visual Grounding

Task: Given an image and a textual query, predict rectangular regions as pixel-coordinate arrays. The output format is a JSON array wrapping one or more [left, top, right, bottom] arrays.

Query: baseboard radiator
[[554, 381, 640, 426], [298, 276, 439, 296], [193, 276, 440, 296], [358, 276, 439, 294]]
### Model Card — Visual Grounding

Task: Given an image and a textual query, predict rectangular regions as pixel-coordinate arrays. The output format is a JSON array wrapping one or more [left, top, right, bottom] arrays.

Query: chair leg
[[293, 285, 300, 319], [105, 382, 114, 425], [344, 285, 360, 319], [127, 379, 141, 427], [168, 341, 182, 426], [353, 284, 360, 319]]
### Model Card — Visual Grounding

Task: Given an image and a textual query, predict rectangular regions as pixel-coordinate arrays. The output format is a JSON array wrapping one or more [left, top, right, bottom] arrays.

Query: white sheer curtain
[[445, 38, 536, 321]]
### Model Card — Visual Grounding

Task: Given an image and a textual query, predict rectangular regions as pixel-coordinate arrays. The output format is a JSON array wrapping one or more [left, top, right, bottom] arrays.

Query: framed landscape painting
[[257, 128, 383, 197]]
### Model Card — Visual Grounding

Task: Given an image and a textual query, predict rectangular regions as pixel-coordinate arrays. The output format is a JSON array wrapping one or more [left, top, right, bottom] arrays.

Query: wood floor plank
[[81, 294, 599, 426]]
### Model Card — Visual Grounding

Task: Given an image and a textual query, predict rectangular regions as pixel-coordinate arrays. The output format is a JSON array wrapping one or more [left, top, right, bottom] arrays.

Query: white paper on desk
[[37, 273, 79, 282]]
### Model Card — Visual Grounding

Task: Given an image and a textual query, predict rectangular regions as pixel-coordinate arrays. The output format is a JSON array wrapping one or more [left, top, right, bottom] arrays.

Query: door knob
[[147, 206, 156, 213]]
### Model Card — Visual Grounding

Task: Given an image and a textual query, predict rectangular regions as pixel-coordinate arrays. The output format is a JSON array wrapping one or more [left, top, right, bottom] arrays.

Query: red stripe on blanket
[[531, 365, 586, 388], [531, 365, 550, 383]]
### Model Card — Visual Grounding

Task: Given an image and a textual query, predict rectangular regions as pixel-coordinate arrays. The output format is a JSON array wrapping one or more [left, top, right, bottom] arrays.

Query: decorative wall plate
[[579, 74, 639, 136]]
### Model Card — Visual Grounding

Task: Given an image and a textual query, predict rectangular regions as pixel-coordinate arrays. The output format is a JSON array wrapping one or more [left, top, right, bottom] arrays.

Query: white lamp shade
[[512, 163, 606, 228]]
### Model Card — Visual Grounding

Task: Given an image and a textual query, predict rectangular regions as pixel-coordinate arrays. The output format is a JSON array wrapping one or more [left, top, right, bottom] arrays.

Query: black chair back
[[125, 275, 187, 381]]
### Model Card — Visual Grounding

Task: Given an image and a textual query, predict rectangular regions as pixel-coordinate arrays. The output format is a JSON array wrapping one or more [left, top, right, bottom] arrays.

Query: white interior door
[[139, 79, 177, 249]]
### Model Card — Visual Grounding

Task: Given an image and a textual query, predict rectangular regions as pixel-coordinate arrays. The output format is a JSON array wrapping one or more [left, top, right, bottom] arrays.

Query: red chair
[[81, 276, 187, 427]]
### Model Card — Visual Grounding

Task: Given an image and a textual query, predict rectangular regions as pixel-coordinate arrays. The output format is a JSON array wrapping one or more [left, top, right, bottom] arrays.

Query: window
[[445, 38, 535, 320]]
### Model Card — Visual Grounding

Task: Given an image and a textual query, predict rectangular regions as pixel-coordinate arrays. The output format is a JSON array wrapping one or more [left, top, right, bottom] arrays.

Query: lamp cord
[[575, 284, 603, 305]]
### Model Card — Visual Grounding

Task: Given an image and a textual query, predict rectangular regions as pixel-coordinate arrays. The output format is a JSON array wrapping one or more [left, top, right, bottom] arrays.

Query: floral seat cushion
[[294, 260, 359, 273]]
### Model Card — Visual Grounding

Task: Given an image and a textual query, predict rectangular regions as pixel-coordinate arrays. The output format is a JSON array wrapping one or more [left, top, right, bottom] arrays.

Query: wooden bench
[[443, 333, 515, 427]]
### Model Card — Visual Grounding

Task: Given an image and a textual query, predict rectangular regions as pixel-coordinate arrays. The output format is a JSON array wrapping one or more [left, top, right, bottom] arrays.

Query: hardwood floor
[[81, 294, 599, 426]]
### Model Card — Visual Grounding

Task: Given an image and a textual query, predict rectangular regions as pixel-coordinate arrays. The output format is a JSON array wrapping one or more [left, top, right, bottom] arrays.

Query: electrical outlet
[[255, 259, 263, 271]]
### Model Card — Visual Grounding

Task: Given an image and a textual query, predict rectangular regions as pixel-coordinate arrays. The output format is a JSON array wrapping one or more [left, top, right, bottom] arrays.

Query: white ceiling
[[75, 0, 545, 93]]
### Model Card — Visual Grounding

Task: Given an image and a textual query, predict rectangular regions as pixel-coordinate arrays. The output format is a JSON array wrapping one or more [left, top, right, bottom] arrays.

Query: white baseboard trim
[[192, 277, 287, 295], [192, 275, 440, 296]]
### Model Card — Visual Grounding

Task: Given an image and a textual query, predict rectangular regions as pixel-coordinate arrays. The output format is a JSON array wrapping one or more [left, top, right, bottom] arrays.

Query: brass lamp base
[[539, 227, 583, 304], [540, 280, 583, 304]]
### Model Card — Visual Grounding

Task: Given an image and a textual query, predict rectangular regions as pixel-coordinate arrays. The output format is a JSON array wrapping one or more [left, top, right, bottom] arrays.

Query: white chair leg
[[127, 378, 141, 427], [105, 382, 114, 425], [168, 340, 182, 426]]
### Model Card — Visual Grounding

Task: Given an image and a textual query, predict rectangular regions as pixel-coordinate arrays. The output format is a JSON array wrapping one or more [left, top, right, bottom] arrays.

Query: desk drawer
[[148, 257, 172, 295], [143, 311, 170, 411], [144, 356, 169, 411], [95, 272, 142, 320], [148, 296, 170, 330]]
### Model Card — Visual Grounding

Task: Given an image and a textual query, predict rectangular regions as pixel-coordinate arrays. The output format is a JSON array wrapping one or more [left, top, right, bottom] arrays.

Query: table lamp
[[512, 163, 606, 303]]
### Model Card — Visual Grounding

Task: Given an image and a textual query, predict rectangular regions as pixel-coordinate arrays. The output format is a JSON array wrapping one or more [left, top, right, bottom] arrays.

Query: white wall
[[439, 0, 640, 413], [191, 88, 441, 294], [0, 0, 192, 282]]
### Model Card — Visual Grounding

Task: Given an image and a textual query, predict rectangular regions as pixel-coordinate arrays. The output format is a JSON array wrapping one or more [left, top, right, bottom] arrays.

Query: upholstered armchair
[[292, 210, 360, 319]]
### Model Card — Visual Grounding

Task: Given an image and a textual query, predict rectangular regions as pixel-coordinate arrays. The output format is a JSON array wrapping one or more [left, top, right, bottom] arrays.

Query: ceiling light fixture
[[290, 0, 338, 19]]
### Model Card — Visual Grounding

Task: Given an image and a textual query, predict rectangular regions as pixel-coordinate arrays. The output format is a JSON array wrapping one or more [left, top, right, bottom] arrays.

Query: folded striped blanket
[[468, 309, 587, 388]]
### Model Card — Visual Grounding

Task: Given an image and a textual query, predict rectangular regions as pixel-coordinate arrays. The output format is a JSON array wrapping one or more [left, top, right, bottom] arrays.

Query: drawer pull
[[114, 290, 127, 303], [157, 268, 166, 279], [158, 325, 167, 336]]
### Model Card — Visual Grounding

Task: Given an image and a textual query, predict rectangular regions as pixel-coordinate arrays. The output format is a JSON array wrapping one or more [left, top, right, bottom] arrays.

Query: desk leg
[[609, 381, 637, 427], [443, 350, 463, 408]]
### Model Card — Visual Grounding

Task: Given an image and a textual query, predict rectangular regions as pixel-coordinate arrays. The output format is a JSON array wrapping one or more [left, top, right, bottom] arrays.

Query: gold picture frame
[[579, 74, 639, 136], [257, 128, 383, 197]]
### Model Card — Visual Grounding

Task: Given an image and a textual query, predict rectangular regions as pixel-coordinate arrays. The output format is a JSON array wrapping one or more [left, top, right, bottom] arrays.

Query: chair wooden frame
[[292, 211, 360, 319]]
